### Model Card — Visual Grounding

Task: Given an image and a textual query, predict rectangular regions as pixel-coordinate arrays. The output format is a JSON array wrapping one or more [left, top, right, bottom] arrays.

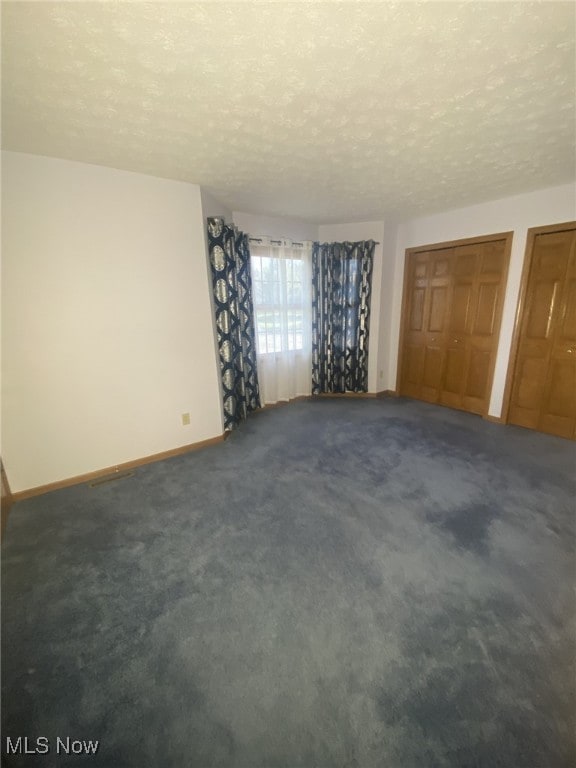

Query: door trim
[[501, 221, 576, 425], [401, 230, 513, 257], [396, 231, 513, 417]]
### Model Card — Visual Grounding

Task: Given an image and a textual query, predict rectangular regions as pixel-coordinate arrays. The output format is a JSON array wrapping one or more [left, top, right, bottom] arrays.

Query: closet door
[[440, 244, 477, 409], [400, 249, 451, 403], [440, 240, 507, 414], [464, 241, 508, 414], [508, 228, 576, 438], [399, 234, 510, 416]]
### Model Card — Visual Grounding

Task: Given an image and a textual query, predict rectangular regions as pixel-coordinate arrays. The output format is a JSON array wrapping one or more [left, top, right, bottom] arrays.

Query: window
[[250, 240, 311, 355]]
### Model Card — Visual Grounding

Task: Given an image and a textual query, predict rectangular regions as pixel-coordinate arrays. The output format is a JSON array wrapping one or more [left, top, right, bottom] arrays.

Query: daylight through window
[[251, 241, 311, 355]]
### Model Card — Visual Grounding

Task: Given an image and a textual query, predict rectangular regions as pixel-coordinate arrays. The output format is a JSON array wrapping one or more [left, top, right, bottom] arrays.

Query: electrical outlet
[[181, 412, 190, 426], [379, 370, 384, 379]]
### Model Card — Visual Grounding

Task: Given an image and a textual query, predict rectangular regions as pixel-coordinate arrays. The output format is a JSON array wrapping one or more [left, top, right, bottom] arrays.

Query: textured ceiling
[[2, 1, 575, 223]]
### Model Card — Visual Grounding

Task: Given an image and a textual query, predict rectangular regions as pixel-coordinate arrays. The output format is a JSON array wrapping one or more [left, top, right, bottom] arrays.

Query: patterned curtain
[[311, 240, 375, 394], [207, 217, 261, 431]]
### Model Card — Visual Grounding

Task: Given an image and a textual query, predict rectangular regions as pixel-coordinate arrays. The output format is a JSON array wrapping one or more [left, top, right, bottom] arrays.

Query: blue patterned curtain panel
[[207, 217, 261, 430], [312, 240, 375, 394]]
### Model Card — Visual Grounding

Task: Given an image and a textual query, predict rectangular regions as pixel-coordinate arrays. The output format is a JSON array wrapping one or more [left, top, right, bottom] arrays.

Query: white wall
[[2, 151, 223, 492], [385, 183, 576, 417], [318, 221, 386, 394], [233, 211, 318, 242], [201, 190, 232, 223], [378, 219, 399, 394]]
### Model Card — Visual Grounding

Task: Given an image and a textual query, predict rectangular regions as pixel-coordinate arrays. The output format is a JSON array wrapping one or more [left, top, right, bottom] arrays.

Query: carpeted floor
[[2, 398, 575, 767]]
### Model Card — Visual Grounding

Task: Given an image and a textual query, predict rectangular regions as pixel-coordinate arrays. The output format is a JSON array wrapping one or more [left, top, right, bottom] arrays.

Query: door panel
[[546, 359, 575, 417], [449, 284, 472, 334], [540, 357, 576, 438], [508, 227, 576, 438], [399, 249, 451, 403], [438, 240, 506, 412], [462, 345, 492, 413], [410, 287, 425, 331], [441, 345, 466, 408], [402, 344, 425, 398], [429, 286, 448, 332], [421, 344, 444, 400], [454, 250, 477, 276], [433, 256, 451, 277], [559, 276, 576, 339], [481, 245, 505, 274], [526, 281, 560, 339], [460, 242, 507, 413], [540, 237, 576, 438], [473, 283, 498, 336], [440, 264, 472, 407], [515, 357, 548, 410], [443, 347, 465, 392]]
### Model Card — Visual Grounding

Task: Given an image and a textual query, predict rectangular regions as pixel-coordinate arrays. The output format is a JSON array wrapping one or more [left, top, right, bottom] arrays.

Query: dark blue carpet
[[2, 398, 575, 767]]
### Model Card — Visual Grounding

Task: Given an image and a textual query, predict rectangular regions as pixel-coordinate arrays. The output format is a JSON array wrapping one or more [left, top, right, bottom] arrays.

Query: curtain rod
[[249, 237, 305, 246], [249, 237, 380, 245], [210, 223, 380, 247], [318, 240, 381, 245], [315, 241, 381, 246]]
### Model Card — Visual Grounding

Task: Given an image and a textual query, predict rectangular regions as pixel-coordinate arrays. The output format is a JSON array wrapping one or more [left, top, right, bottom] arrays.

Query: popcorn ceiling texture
[[2, 1, 574, 222]]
